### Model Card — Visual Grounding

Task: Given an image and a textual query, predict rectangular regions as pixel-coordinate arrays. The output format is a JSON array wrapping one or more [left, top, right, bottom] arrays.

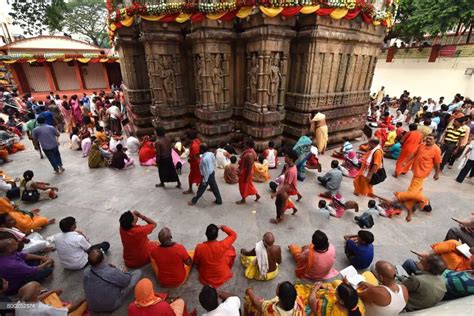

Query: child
[[339, 150, 360, 178], [224, 156, 239, 184], [317, 199, 336, 219], [253, 155, 270, 183], [330, 193, 359, 218], [354, 199, 388, 228], [263, 140, 278, 169], [344, 230, 375, 270], [110, 144, 134, 170]]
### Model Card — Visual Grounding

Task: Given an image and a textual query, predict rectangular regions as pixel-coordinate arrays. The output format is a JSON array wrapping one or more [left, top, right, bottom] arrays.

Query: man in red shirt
[[183, 130, 202, 195], [119, 211, 157, 268], [193, 224, 237, 287], [150, 227, 193, 288], [271, 149, 298, 224]]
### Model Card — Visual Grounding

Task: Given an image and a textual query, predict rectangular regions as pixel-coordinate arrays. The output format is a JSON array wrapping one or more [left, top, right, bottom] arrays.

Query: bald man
[[240, 232, 282, 280], [150, 227, 193, 287], [17, 281, 85, 316], [358, 261, 408, 316]]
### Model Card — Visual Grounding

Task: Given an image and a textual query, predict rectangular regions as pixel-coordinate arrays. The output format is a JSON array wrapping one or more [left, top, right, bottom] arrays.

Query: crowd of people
[[0, 86, 472, 315]]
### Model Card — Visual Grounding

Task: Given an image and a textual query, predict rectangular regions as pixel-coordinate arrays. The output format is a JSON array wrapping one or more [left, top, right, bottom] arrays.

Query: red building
[[0, 36, 122, 99]]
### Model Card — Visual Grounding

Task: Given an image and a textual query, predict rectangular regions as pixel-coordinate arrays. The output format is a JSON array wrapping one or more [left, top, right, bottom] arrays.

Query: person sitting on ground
[[305, 145, 322, 171], [339, 150, 360, 178], [409, 240, 472, 272], [200, 285, 240, 316], [354, 199, 391, 228], [445, 214, 474, 247], [327, 193, 360, 218], [69, 127, 81, 150], [224, 155, 239, 184], [384, 125, 397, 148], [193, 224, 237, 287], [126, 136, 140, 154], [150, 227, 193, 288], [384, 140, 401, 160], [263, 140, 278, 169], [0, 197, 55, 232], [16, 281, 86, 316], [392, 110, 406, 124], [128, 278, 187, 316], [253, 155, 270, 183], [139, 136, 156, 166], [88, 139, 109, 168], [317, 199, 338, 219], [83, 248, 142, 313], [119, 210, 157, 269], [308, 281, 365, 315], [80, 130, 92, 157], [245, 281, 304, 315], [95, 126, 108, 147], [215, 146, 230, 169], [20, 170, 58, 202], [0, 238, 54, 295], [241, 232, 282, 281], [332, 137, 353, 158], [402, 254, 447, 311], [344, 230, 375, 270], [110, 144, 134, 170], [0, 213, 52, 254], [358, 261, 408, 316], [109, 132, 126, 152], [289, 230, 339, 281], [54, 216, 110, 270], [442, 256, 474, 300], [317, 160, 342, 197]]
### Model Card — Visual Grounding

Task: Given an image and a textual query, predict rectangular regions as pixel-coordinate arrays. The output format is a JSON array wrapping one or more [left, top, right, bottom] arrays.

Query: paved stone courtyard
[[3, 135, 474, 315]]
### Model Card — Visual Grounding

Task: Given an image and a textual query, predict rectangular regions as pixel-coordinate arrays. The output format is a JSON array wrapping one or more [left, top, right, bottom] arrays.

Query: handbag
[[21, 189, 40, 202], [369, 150, 387, 185]]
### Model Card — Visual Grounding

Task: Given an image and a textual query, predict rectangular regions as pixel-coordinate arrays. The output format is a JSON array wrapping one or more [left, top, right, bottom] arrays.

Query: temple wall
[[116, 15, 384, 148]]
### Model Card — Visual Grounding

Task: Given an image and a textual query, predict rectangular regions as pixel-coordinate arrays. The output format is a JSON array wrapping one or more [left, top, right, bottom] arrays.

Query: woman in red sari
[[139, 136, 156, 166], [183, 130, 202, 194], [236, 139, 261, 204]]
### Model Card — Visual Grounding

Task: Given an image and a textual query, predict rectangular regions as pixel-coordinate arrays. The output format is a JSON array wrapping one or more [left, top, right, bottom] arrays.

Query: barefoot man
[[183, 130, 201, 194], [236, 139, 261, 205], [271, 149, 298, 224], [155, 127, 181, 189], [353, 138, 383, 197]]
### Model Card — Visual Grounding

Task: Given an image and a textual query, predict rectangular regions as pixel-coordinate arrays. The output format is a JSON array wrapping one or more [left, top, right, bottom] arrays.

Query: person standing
[[311, 112, 328, 154], [375, 86, 385, 105], [394, 123, 423, 177], [183, 130, 202, 194], [155, 127, 181, 188], [32, 116, 64, 173], [188, 143, 222, 205], [236, 139, 260, 204], [456, 137, 474, 183], [271, 150, 298, 224], [353, 138, 383, 197], [449, 118, 471, 166], [440, 119, 466, 170]]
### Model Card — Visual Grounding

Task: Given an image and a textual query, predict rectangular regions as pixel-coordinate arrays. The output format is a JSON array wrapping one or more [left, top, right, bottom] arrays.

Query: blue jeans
[[402, 259, 419, 275], [43, 146, 63, 171]]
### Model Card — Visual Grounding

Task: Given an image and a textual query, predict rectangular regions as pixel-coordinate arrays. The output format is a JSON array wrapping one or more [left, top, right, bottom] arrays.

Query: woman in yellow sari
[[308, 281, 365, 316], [0, 197, 54, 232], [253, 156, 270, 183], [245, 282, 305, 315]]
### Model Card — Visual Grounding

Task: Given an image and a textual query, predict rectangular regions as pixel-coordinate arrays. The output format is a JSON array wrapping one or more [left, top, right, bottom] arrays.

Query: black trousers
[[191, 172, 222, 204], [456, 159, 474, 183], [440, 142, 457, 170], [88, 241, 110, 253]]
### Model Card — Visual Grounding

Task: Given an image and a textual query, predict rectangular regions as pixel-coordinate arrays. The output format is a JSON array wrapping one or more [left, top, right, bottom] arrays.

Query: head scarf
[[134, 278, 162, 308], [311, 112, 326, 122]]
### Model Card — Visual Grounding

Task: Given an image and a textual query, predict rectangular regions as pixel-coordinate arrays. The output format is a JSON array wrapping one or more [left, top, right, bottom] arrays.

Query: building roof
[[0, 35, 104, 54]]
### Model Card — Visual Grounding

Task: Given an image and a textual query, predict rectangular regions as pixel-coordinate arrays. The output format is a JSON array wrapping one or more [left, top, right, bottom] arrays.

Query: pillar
[[43, 62, 57, 92], [189, 20, 234, 147], [73, 61, 85, 90]]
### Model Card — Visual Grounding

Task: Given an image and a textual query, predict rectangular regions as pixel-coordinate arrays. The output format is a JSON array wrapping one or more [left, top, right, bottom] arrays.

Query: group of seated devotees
[[0, 201, 473, 315]]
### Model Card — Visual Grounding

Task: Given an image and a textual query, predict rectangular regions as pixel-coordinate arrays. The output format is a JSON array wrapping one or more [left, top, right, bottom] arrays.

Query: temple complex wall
[[116, 14, 384, 149]]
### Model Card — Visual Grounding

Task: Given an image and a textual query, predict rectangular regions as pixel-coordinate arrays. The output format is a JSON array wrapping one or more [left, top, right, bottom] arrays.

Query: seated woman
[[245, 282, 305, 315], [69, 127, 81, 150], [110, 144, 134, 170], [224, 156, 239, 184], [384, 141, 401, 160], [20, 170, 58, 202], [88, 140, 109, 168], [253, 155, 270, 183], [128, 278, 188, 316], [0, 197, 55, 232], [332, 137, 353, 159], [0, 213, 52, 253], [288, 230, 339, 282], [215, 147, 230, 169], [139, 137, 156, 166], [339, 150, 360, 178], [109, 133, 126, 153], [306, 146, 322, 171], [94, 126, 109, 148], [80, 130, 92, 158], [308, 281, 365, 316]]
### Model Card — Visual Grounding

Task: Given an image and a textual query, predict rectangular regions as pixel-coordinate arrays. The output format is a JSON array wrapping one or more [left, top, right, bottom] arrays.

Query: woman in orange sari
[[237, 139, 261, 204], [353, 138, 383, 197], [0, 197, 55, 232], [394, 123, 423, 177]]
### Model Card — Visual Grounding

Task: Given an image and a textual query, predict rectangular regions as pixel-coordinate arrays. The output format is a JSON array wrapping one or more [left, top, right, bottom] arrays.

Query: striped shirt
[[342, 141, 353, 153], [444, 126, 466, 143], [442, 269, 474, 300]]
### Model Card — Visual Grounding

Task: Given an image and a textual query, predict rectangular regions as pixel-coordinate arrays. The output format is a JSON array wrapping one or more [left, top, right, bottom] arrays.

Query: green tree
[[392, 0, 473, 43], [8, 0, 109, 48]]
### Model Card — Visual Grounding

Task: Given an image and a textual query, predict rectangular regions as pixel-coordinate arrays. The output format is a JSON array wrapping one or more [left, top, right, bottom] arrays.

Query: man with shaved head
[[83, 248, 142, 313], [150, 227, 193, 287], [241, 232, 282, 280], [358, 261, 408, 316]]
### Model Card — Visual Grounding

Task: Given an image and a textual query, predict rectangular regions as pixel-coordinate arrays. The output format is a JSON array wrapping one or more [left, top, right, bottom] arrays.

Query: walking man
[[188, 143, 222, 205], [32, 115, 64, 173], [155, 127, 181, 188], [440, 119, 466, 170]]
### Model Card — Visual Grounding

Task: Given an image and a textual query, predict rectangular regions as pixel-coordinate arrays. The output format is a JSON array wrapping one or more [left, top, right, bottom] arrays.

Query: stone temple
[[111, 2, 391, 149]]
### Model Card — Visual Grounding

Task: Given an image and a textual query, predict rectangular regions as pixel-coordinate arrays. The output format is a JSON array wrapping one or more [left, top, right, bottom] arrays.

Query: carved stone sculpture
[[268, 53, 281, 111]]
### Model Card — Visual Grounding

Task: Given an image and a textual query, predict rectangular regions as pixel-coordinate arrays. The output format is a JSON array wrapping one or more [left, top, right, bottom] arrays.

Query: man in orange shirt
[[394, 123, 423, 177], [183, 130, 202, 195], [119, 210, 157, 268], [150, 227, 193, 288], [353, 138, 383, 197], [193, 224, 237, 287], [412, 240, 471, 272]]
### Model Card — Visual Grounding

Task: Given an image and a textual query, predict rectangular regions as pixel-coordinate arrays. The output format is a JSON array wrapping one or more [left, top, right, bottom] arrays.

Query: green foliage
[[9, 0, 109, 48], [393, 0, 473, 42]]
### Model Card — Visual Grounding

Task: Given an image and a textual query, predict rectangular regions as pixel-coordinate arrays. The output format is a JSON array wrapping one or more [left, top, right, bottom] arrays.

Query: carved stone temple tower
[[113, 3, 388, 149]]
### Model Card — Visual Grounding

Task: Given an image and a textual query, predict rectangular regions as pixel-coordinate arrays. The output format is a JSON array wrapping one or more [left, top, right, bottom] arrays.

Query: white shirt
[[215, 148, 230, 168], [54, 231, 91, 270], [70, 135, 81, 150], [468, 140, 474, 161], [16, 301, 68, 316], [109, 138, 126, 152], [107, 106, 121, 119], [0, 178, 12, 192], [126, 136, 140, 154], [202, 296, 241, 316]]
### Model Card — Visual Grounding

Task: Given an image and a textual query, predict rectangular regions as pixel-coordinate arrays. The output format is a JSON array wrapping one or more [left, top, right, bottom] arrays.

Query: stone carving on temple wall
[[160, 56, 177, 105], [194, 52, 228, 110], [248, 54, 258, 104], [212, 54, 225, 108], [267, 53, 281, 111]]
